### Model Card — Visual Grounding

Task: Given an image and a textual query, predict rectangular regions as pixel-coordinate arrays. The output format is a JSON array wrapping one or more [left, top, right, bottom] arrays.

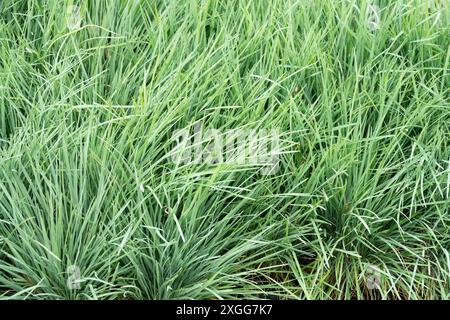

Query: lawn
[[0, 0, 449, 299]]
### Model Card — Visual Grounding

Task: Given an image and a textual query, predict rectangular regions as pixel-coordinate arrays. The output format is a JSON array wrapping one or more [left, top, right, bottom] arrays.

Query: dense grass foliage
[[0, 0, 449, 299]]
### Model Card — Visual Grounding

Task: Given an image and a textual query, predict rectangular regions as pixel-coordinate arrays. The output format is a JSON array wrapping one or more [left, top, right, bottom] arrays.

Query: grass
[[0, 0, 449, 300]]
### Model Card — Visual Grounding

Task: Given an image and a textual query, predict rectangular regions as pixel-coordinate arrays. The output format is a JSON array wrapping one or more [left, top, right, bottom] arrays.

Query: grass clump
[[0, 0, 449, 299]]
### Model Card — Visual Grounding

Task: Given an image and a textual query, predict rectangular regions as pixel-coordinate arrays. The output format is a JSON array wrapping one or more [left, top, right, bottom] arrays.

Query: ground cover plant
[[0, 0, 449, 300]]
